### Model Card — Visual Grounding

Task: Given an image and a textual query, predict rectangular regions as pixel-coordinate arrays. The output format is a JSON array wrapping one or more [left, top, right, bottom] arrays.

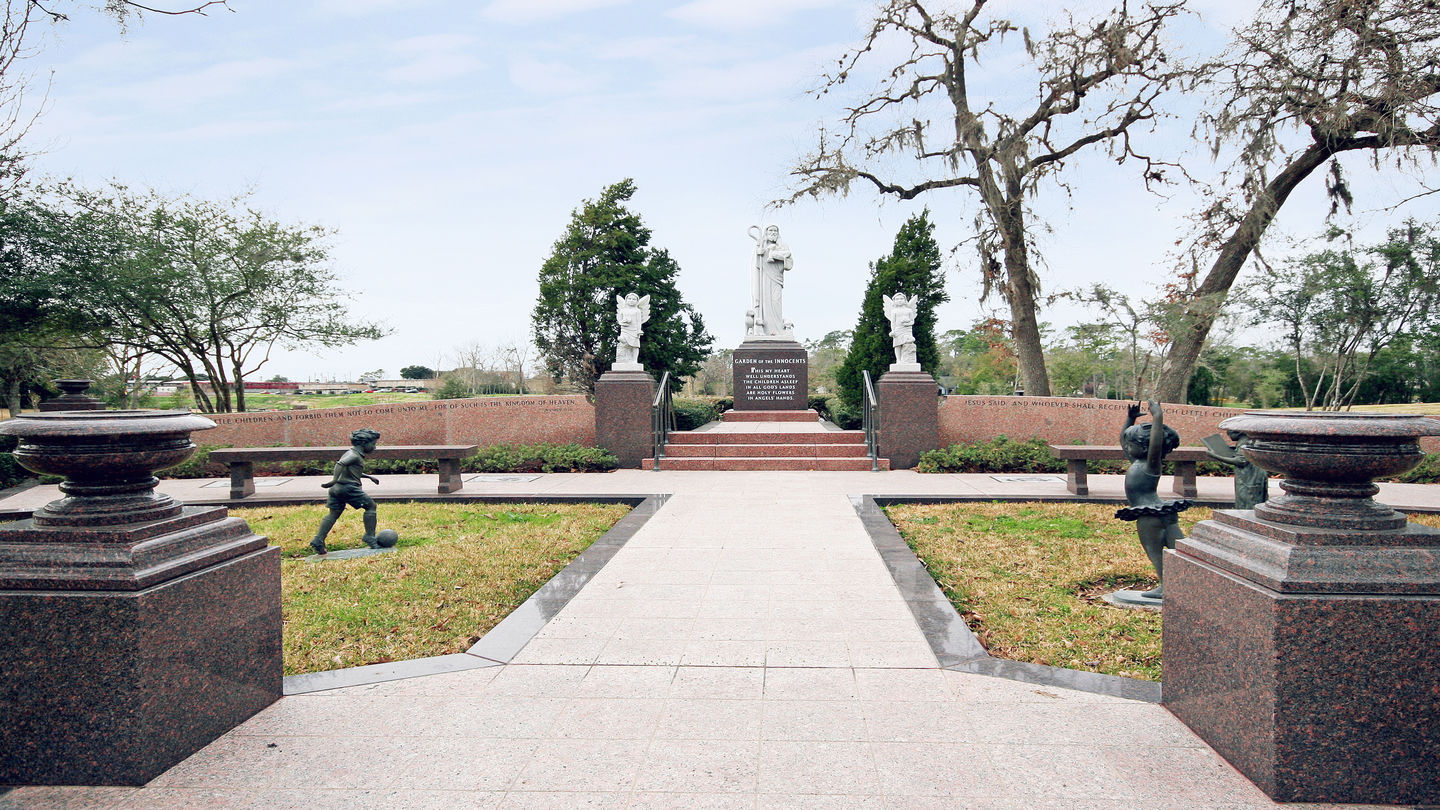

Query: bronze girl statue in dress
[[1117, 399, 1192, 600]]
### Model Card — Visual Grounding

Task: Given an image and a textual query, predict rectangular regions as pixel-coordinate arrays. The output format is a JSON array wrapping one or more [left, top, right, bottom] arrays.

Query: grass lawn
[[233, 501, 629, 675], [886, 501, 1214, 682]]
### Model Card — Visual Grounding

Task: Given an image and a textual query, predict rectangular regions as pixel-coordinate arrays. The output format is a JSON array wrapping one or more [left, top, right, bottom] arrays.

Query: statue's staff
[[747, 225, 763, 333]]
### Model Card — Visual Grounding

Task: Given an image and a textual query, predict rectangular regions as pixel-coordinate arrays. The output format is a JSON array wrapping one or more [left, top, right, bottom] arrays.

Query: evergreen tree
[[532, 179, 712, 395], [835, 210, 947, 407]]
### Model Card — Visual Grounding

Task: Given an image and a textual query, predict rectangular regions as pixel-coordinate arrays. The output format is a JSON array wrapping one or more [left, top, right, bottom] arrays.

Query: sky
[[18, 0, 1440, 382]]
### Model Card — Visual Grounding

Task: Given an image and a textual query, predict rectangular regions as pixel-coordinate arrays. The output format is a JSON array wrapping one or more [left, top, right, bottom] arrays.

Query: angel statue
[[881, 292, 919, 366], [747, 224, 793, 337], [614, 292, 651, 367]]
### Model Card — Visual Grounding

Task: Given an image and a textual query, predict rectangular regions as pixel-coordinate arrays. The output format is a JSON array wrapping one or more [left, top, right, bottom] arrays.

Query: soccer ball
[[375, 529, 399, 548]]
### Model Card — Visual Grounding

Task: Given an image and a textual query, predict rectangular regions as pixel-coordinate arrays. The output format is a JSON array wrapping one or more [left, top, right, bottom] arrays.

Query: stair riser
[[664, 444, 868, 458], [721, 410, 818, 423], [641, 458, 889, 471], [667, 432, 865, 445]]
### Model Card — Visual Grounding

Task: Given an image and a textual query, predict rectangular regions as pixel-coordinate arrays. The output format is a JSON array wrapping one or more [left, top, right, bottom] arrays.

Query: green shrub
[[156, 442, 619, 479], [1392, 453, 1440, 484], [0, 453, 27, 489], [672, 397, 720, 430], [917, 436, 1066, 474], [467, 443, 618, 473], [715, 397, 733, 412], [808, 393, 830, 419], [826, 396, 863, 430], [157, 445, 230, 479]]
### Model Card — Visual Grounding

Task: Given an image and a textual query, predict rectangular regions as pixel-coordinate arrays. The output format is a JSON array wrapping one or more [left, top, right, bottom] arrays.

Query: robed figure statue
[[747, 224, 793, 337]]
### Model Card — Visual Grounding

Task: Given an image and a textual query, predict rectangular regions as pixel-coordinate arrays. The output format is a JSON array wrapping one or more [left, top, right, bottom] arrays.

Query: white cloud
[[104, 57, 297, 106], [382, 35, 482, 83], [667, 0, 844, 30], [310, 0, 442, 18], [481, 0, 631, 25], [508, 57, 608, 95]]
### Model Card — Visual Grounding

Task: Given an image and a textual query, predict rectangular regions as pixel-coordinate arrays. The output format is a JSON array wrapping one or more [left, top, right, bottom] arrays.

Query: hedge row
[[156, 442, 619, 479], [916, 436, 1235, 477]]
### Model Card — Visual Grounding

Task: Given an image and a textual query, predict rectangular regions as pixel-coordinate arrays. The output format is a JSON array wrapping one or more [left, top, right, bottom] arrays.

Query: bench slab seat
[[1047, 444, 1210, 498], [208, 445, 479, 500]]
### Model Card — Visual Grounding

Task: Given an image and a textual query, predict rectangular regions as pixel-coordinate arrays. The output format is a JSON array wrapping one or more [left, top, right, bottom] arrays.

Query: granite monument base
[[1164, 543, 1440, 804], [733, 339, 808, 411], [0, 547, 283, 786], [595, 369, 655, 469], [876, 369, 939, 470]]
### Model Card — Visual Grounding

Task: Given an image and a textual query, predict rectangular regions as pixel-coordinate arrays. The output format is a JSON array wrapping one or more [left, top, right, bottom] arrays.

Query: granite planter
[[0, 410, 282, 786], [1163, 411, 1440, 804]]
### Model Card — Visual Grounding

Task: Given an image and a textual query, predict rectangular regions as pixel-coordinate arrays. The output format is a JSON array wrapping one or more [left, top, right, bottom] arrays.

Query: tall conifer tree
[[836, 210, 947, 406], [531, 179, 712, 395]]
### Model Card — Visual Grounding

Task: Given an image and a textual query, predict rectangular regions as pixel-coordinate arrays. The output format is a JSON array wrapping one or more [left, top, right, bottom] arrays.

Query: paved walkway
[[3, 459, 1430, 808]]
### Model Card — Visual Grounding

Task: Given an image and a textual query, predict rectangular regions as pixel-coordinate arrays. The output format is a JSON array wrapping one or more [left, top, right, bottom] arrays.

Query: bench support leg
[[1173, 460, 1198, 499], [437, 459, 463, 494], [229, 462, 255, 500], [1065, 460, 1089, 497]]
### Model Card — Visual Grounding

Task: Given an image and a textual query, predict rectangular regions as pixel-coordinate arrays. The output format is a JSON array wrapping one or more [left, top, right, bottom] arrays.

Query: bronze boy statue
[[1116, 400, 1192, 600], [310, 428, 382, 555]]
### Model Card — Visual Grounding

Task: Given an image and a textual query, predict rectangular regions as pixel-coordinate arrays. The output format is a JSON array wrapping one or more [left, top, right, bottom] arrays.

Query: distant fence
[[204, 396, 595, 449]]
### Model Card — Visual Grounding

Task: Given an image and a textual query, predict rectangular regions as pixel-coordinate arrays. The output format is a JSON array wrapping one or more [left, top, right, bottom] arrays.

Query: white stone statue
[[614, 292, 650, 370], [747, 224, 793, 338], [882, 292, 920, 369]]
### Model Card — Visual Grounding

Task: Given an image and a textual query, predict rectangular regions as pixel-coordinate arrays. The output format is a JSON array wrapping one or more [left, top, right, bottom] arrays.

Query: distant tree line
[[0, 182, 385, 413]]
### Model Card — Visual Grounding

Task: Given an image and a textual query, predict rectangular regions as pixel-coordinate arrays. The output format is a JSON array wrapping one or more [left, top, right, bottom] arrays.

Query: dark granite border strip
[[853, 494, 1164, 703], [282, 494, 668, 695]]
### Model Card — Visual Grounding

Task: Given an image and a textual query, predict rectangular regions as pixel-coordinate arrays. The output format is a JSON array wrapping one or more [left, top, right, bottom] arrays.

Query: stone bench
[[1047, 444, 1210, 498], [208, 445, 479, 500]]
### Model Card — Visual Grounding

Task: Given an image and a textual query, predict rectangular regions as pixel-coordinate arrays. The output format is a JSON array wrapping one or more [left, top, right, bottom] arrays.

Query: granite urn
[[1162, 411, 1440, 804], [0, 410, 282, 786]]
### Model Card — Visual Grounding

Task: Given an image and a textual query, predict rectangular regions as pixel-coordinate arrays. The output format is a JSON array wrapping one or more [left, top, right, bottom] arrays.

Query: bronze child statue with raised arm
[[310, 428, 384, 555], [1116, 400, 1192, 601]]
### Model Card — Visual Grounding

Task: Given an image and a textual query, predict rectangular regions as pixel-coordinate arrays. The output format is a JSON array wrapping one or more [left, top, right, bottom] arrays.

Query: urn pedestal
[[1162, 412, 1440, 804], [37, 378, 105, 412], [0, 410, 282, 786], [594, 369, 656, 469], [876, 369, 939, 470]]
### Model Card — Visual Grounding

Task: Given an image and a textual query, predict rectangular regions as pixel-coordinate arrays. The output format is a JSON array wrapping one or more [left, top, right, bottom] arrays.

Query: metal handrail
[[651, 371, 674, 470], [861, 369, 880, 472]]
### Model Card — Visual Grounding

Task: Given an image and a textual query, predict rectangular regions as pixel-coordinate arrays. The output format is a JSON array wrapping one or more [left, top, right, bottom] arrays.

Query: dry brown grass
[[887, 501, 1214, 682], [233, 501, 629, 675]]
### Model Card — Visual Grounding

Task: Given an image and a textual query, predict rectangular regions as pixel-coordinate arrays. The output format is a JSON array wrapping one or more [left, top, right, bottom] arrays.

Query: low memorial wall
[[939, 395, 1250, 447], [938, 395, 1440, 452], [204, 396, 595, 449]]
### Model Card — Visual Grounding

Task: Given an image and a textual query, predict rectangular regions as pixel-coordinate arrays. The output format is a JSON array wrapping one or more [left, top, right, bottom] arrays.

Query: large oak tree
[[784, 0, 1189, 396], [1156, 0, 1440, 403]]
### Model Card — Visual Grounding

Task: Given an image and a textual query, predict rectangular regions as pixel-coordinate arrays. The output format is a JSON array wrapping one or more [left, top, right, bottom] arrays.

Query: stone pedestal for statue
[[0, 410, 282, 786], [38, 379, 106, 411], [595, 369, 656, 469], [733, 338, 808, 411], [876, 368, 938, 470], [1163, 412, 1440, 805]]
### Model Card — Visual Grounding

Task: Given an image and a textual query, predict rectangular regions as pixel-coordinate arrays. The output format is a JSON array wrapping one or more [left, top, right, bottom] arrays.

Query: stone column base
[[876, 370, 939, 470], [1163, 515, 1440, 804], [0, 548, 283, 786], [594, 370, 656, 469]]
